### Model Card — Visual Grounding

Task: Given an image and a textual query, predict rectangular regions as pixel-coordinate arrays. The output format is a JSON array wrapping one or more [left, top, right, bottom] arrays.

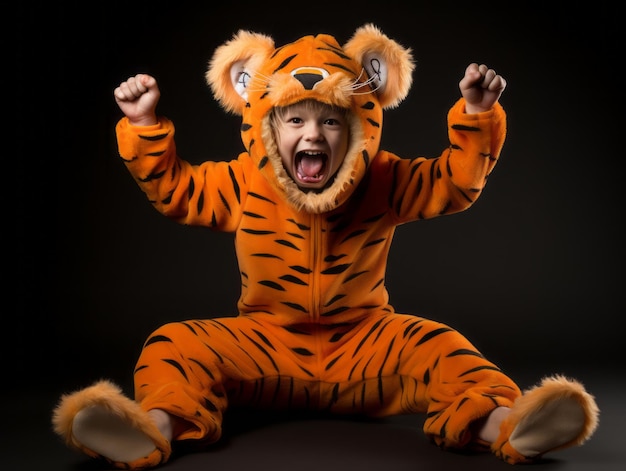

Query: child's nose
[[304, 123, 323, 141]]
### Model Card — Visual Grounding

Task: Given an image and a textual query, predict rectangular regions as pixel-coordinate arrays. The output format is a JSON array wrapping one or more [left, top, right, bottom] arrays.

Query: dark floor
[[6, 368, 624, 471]]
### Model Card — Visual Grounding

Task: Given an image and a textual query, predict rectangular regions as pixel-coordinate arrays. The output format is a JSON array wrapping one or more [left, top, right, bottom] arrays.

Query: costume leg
[[316, 313, 521, 451], [132, 317, 330, 441], [316, 313, 599, 463], [53, 316, 330, 469]]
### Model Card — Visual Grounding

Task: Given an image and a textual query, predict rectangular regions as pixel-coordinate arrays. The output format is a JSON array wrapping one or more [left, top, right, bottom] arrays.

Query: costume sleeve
[[390, 97, 507, 224], [115, 116, 247, 232]]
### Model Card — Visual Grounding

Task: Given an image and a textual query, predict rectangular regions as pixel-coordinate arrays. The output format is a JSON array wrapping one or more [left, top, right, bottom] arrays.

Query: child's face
[[275, 102, 349, 191]]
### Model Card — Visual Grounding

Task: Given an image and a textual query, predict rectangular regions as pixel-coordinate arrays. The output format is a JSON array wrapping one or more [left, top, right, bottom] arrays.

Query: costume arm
[[115, 116, 246, 232], [390, 98, 506, 223]]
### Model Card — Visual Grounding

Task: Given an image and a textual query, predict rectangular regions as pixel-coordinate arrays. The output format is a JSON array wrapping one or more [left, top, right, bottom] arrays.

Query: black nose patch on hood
[[293, 72, 323, 90]]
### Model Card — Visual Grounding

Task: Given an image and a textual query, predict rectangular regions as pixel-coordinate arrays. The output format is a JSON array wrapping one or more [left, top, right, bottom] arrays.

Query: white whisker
[[354, 68, 368, 83], [343, 69, 381, 96], [253, 71, 273, 82]]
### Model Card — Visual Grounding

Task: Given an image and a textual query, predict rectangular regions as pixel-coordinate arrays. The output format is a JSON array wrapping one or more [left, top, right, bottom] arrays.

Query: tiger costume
[[53, 24, 599, 469]]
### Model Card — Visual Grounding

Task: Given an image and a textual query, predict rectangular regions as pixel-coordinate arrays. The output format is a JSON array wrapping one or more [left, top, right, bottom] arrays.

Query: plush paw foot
[[52, 380, 171, 469], [492, 375, 599, 464], [73, 404, 157, 463]]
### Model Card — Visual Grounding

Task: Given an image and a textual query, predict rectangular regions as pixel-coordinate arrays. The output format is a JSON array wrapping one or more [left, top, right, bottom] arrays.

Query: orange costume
[[53, 25, 598, 469]]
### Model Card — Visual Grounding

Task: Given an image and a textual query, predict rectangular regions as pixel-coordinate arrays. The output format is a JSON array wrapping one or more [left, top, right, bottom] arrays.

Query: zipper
[[310, 212, 322, 323], [310, 211, 326, 382]]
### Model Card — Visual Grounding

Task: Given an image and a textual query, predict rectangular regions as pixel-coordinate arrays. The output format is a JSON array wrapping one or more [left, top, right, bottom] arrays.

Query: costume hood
[[206, 24, 414, 213]]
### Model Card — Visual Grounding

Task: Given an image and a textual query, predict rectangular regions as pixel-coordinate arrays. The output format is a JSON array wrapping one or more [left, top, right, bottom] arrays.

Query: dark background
[[6, 2, 624, 469], [10, 0, 622, 389]]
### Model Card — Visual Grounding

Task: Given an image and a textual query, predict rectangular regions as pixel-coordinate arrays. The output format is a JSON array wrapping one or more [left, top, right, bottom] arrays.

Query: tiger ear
[[343, 24, 415, 109], [206, 30, 275, 115]]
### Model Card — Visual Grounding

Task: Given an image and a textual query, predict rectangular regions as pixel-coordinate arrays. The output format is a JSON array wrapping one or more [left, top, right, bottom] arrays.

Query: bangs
[[273, 99, 347, 119]]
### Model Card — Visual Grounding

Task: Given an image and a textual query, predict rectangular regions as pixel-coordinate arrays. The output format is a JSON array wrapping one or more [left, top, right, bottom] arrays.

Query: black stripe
[[162, 358, 188, 380], [228, 166, 241, 204]]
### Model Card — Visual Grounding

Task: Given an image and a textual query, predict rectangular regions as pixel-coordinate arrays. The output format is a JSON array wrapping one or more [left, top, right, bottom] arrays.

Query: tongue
[[298, 154, 324, 178]]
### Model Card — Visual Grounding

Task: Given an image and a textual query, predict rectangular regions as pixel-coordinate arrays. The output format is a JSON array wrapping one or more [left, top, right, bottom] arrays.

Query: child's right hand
[[113, 74, 160, 126]]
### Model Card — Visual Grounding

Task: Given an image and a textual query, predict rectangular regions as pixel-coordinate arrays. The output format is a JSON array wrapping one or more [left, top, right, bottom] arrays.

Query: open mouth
[[295, 151, 327, 184]]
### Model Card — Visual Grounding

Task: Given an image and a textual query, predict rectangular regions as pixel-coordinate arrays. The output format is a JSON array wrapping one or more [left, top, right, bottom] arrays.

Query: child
[[53, 24, 599, 469]]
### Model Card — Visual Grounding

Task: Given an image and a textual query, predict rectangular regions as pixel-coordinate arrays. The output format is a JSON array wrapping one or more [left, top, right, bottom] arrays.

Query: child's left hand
[[459, 63, 506, 114]]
